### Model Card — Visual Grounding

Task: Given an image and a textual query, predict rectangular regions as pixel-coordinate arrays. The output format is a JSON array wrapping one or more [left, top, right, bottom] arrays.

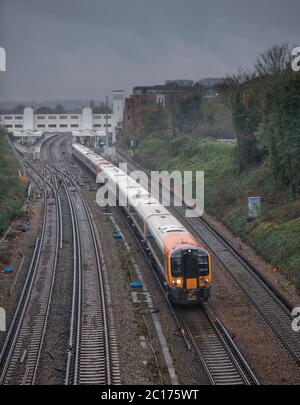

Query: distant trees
[[123, 107, 169, 148], [254, 44, 300, 194], [121, 43, 300, 194], [143, 108, 168, 136], [122, 86, 214, 147], [89, 100, 96, 111], [174, 91, 204, 133], [13, 104, 25, 114], [33, 101, 112, 115], [54, 104, 66, 114], [89, 100, 112, 114], [36, 104, 66, 114], [222, 43, 300, 193], [222, 70, 261, 172], [261, 75, 300, 193], [165, 86, 204, 136], [35, 106, 55, 114]]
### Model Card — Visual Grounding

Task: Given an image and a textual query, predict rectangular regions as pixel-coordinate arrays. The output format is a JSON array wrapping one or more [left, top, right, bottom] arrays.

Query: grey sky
[[0, 0, 299, 102]]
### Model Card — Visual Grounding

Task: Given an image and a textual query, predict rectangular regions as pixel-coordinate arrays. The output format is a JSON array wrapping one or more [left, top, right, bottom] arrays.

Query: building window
[[94, 124, 102, 128], [48, 124, 57, 128], [37, 124, 46, 128], [70, 124, 79, 128], [14, 125, 23, 128], [5, 125, 12, 128], [71, 116, 79, 119], [59, 116, 67, 119], [4, 116, 12, 119], [48, 116, 57, 119], [14, 116, 23, 120], [59, 124, 68, 128], [37, 116, 45, 119]]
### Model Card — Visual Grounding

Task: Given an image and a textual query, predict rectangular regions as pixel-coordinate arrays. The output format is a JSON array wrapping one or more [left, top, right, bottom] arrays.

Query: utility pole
[[105, 95, 109, 147]]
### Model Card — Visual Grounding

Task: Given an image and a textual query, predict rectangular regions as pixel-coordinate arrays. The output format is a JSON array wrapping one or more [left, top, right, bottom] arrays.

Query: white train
[[72, 143, 212, 304]]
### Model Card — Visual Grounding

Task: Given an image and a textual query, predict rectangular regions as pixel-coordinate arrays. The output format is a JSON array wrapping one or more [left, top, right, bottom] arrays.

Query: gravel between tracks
[[75, 163, 210, 385], [73, 152, 300, 385], [36, 184, 74, 385], [204, 213, 300, 309], [0, 182, 43, 351], [122, 154, 300, 384], [3, 147, 299, 385], [210, 258, 300, 385]]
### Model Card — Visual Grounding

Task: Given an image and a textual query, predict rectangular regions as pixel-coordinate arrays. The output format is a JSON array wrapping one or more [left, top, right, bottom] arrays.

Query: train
[[72, 143, 212, 304]]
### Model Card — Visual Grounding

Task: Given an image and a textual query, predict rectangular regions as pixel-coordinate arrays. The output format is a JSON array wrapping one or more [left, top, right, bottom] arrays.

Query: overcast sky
[[0, 0, 299, 103]]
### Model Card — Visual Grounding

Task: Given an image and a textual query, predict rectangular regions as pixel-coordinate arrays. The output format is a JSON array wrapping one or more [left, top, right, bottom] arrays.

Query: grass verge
[[0, 133, 27, 236]]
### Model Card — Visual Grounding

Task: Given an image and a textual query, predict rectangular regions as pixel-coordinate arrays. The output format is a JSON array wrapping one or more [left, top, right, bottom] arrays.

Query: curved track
[[43, 135, 120, 385], [68, 141, 258, 385], [0, 163, 59, 385]]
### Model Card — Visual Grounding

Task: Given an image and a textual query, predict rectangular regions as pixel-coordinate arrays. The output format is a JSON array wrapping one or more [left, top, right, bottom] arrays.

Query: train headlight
[[176, 279, 182, 286]]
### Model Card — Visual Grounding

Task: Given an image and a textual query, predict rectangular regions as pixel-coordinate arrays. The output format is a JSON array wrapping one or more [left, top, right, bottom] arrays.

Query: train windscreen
[[171, 249, 209, 278]]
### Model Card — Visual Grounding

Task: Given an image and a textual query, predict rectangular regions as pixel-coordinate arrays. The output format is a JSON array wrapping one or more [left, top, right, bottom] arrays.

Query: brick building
[[124, 80, 193, 130], [124, 93, 165, 130]]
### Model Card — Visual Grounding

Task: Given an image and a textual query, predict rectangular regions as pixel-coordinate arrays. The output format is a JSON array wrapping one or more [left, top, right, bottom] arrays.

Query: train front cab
[[167, 246, 211, 304]]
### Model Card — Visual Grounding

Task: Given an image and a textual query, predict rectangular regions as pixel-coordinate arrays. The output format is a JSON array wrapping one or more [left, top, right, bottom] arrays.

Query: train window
[[198, 255, 209, 276], [183, 251, 198, 278], [171, 253, 182, 277]]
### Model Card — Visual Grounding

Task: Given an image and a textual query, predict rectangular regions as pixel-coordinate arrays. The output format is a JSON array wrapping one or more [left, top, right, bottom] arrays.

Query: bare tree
[[221, 69, 261, 171], [255, 43, 293, 77]]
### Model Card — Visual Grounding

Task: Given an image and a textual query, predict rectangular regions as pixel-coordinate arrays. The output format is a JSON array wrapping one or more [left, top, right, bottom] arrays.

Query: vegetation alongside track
[[119, 44, 300, 292], [126, 136, 300, 291], [0, 132, 26, 236]]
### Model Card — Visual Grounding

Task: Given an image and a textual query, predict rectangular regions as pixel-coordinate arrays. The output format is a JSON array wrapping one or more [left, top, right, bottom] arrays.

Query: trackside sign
[[0, 307, 6, 332], [248, 197, 261, 219]]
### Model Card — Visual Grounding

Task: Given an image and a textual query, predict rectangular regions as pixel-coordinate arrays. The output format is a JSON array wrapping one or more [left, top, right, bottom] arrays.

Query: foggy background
[[0, 0, 299, 104]]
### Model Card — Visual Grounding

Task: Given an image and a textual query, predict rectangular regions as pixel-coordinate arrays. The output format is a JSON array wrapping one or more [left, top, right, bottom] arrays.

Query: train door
[[183, 250, 198, 290]]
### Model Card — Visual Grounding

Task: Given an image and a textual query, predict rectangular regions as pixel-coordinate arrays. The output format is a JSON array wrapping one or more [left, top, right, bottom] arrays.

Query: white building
[[0, 91, 124, 145], [112, 90, 124, 133]]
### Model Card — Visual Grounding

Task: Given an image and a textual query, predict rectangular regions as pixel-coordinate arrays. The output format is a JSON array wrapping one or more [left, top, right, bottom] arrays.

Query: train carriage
[[72, 143, 212, 304]]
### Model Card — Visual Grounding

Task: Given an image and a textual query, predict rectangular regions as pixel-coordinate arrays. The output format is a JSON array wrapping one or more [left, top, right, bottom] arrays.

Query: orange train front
[[72, 143, 212, 304]]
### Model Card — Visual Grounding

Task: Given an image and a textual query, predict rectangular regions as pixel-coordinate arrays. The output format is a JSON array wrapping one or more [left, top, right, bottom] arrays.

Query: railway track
[[0, 163, 60, 385], [61, 138, 259, 385], [177, 306, 258, 385], [115, 205, 258, 386], [43, 135, 120, 385], [116, 149, 300, 367]]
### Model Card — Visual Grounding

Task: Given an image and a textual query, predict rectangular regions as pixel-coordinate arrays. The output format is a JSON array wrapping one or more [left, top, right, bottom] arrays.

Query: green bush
[[0, 133, 26, 236], [129, 136, 300, 292]]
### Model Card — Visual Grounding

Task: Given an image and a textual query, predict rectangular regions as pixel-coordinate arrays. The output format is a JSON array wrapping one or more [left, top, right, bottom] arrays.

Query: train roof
[[72, 143, 111, 168], [73, 143, 204, 253], [101, 158, 196, 249]]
